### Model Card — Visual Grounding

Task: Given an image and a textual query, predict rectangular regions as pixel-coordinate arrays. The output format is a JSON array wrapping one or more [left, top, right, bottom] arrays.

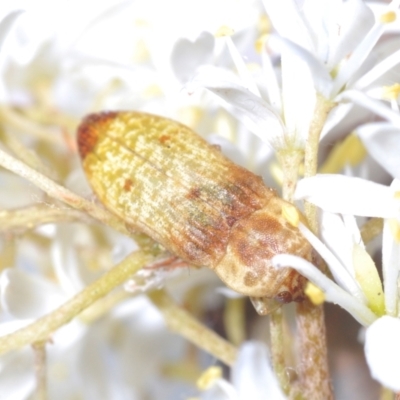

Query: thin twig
[[0, 105, 61, 144], [0, 205, 90, 234], [0, 250, 154, 354], [0, 147, 156, 250], [32, 341, 47, 400], [298, 94, 334, 400], [148, 289, 238, 366], [271, 149, 304, 395], [0, 128, 59, 180], [361, 217, 383, 244]]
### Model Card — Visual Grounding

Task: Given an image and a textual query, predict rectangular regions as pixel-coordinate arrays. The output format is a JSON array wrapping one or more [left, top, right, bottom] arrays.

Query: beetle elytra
[[77, 111, 310, 304]]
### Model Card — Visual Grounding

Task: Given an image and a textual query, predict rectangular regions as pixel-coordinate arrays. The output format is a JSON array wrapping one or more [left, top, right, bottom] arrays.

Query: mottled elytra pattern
[[77, 111, 310, 302]]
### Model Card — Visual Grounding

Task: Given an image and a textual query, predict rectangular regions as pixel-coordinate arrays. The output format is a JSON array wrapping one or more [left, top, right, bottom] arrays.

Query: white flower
[[187, 0, 400, 153], [186, 46, 316, 150], [364, 316, 400, 391], [288, 175, 400, 321], [199, 341, 286, 400], [355, 118, 400, 181], [0, 223, 193, 399], [295, 174, 399, 217], [272, 174, 400, 388]]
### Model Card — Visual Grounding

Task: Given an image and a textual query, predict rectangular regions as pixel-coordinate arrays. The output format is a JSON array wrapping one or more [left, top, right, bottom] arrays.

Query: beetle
[[77, 111, 310, 306]]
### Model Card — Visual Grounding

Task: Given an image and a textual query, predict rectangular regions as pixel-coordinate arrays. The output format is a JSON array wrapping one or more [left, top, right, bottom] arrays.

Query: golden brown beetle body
[[77, 111, 309, 303]]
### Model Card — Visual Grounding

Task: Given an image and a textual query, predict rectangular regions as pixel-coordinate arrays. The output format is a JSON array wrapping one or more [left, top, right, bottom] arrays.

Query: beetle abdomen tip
[[77, 111, 119, 159]]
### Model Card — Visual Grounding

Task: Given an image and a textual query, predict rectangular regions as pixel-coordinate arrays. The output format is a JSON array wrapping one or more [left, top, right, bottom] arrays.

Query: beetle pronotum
[[77, 111, 310, 306]]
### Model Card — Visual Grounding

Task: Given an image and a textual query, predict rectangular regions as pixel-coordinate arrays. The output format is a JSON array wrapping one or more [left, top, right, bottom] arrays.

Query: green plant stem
[[297, 94, 334, 400], [32, 341, 47, 400], [0, 250, 153, 354], [148, 289, 237, 367]]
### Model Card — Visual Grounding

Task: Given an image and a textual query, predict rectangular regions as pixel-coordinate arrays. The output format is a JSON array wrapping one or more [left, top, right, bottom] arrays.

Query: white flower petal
[[382, 180, 400, 316], [231, 341, 286, 400], [272, 254, 377, 326], [0, 10, 23, 47], [187, 66, 285, 143], [281, 46, 316, 144], [299, 222, 365, 302], [224, 36, 260, 97], [0, 319, 32, 336], [262, 0, 314, 51], [51, 224, 104, 295], [331, 12, 386, 96], [295, 174, 399, 217], [320, 102, 354, 140], [215, 287, 245, 299], [365, 316, 400, 391], [357, 122, 400, 179], [0, 350, 34, 399], [326, 0, 374, 68], [320, 212, 355, 275], [261, 50, 282, 112], [269, 35, 332, 98], [171, 32, 214, 83], [0, 268, 66, 319], [200, 380, 238, 400], [354, 47, 400, 89], [339, 90, 400, 126]]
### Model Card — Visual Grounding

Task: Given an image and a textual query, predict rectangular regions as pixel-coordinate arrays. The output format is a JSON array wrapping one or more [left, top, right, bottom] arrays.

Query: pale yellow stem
[[297, 94, 334, 400], [0, 105, 61, 144], [269, 308, 290, 394], [0, 205, 90, 234], [0, 128, 58, 180], [304, 94, 334, 232], [32, 341, 47, 400], [271, 148, 304, 395], [361, 217, 383, 244], [0, 250, 153, 354], [0, 147, 155, 250], [148, 289, 237, 366], [380, 386, 396, 400], [277, 148, 304, 203], [224, 297, 246, 346]]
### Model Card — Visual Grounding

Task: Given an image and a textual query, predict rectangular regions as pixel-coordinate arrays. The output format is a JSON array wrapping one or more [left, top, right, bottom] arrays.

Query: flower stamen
[[196, 366, 223, 390], [305, 282, 325, 305], [380, 11, 397, 24], [382, 83, 400, 101]]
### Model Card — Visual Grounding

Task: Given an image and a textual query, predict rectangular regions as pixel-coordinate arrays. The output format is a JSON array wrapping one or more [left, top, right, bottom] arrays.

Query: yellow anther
[[142, 84, 163, 98], [132, 39, 151, 63], [382, 83, 400, 100], [258, 14, 271, 34], [215, 26, 235, 37], [282, 203, 300, 228], [305, 282, 325, 305], [380, 11, 397, 23], [255, 34, 269, 54], [196, 366, 223, 390], [319, 133, 366, 173]]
